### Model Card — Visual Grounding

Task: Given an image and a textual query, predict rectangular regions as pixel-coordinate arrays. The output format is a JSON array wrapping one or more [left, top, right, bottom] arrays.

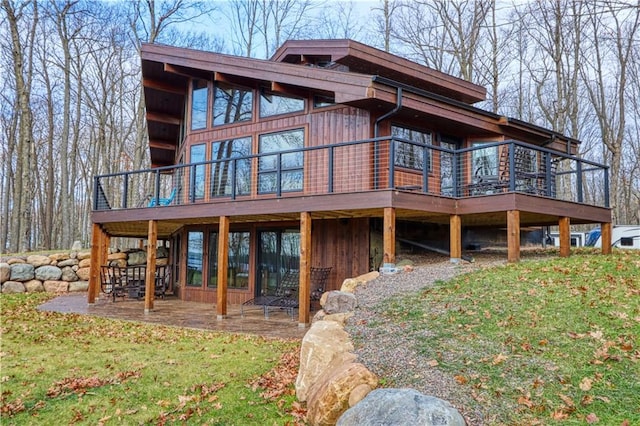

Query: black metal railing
[[93, 137, 609, 211]]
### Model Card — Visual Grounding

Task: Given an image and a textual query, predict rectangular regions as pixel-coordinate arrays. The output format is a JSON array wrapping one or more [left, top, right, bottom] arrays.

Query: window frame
[[212, 82, 253, 127], [391, 125, 433, 172], [259, 88, 305, 118], [210, 137, 252, 197], [257, 128, 305, 194], [190, 79, 208, 131]]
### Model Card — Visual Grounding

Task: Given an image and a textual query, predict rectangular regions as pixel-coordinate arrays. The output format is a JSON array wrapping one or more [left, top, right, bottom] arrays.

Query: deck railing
[[93, 138, 609, 211]]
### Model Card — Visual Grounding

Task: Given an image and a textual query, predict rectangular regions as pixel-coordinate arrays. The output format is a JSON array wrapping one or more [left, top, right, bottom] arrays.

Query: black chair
[[100, 265, 126, 301], [241, 270, 299, 319]]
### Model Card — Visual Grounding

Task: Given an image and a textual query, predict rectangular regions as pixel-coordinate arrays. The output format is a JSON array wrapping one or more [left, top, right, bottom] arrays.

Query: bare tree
[[2, 0, 38, 252]]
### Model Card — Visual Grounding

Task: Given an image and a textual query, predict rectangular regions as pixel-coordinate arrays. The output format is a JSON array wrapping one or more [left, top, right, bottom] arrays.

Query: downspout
[[373, 84, 403, 189]]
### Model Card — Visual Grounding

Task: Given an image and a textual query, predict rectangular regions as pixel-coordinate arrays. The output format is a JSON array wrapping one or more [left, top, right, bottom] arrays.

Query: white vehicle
[[585, 225, 640, 249]]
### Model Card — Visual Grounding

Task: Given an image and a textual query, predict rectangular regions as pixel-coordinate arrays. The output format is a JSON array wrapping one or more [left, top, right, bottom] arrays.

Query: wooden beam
[[507, 210, 520, 263], [149, 140, 177, 151], [143, 78, 186, 95], [299, 212, 312, 327], [163, 63, 212, 80], [146, 111, 181, 126], [216, 216, 230, 319], [88, 223, 102, 304], [601, 222, 612, 255], [449, 214, 461, 263], [559, 216, 571, 257], [383, 207, 396, 264], [144, 220, 158, 313]]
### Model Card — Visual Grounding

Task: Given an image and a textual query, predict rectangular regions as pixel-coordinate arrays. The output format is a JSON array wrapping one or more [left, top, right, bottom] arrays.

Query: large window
[[211, 137, 252, 197], [228, 232, 250, 289], [258, 129, 304, 193], [259, 90, 304, 117], [213, 83, 253, 126], [190, 79, 208, 130], [472, 142, 498, 178], [186, 231, 203, 287], [391, 125, 432, 171], [190, 144, 206, 199]]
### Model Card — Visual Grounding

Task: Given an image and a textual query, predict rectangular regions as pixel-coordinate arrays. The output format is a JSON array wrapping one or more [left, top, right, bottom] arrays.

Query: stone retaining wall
[[0, 247, 169, 294]]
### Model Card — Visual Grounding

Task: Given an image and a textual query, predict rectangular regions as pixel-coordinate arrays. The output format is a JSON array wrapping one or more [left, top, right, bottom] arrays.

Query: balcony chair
[[148, 188, 176, 207], [99, 265, 126, 301]]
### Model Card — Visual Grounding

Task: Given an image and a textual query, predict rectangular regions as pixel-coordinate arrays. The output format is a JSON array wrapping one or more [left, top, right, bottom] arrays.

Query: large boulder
[[322, 291, 357, 315], [43, 280, 69, 293], [71, 241, 82, 251], [296, 320, 356, 402], [337, 388, 466, 426], [312, 310, 353, 326], [76, 251, 91, 260], [0, 263, 10, 284], [2, 281, 26, 293], [78, 258, 91, 268], [157, 246, 169, 258], [306, 362, 378, 426], [340, 271, 379, 293], [27, 254, 51, 268], [10, 263, 34, 282], [24, 279, 45, 292], [69, 281, 89, 292], [57, 258, 79, 268], [107, 252, 127, 261], [61, 266, 79, 282], [35, 265, 62, 281], [127, 251, 147, 266], [76, 267, 91, 281], [49, 252, 70, 262]]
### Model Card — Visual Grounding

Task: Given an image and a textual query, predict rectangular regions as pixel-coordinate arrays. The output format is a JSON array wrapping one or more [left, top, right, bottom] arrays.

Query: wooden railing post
[[450, 214, 461, 263], [299, 212, 312, 327], [216, 216, 230, 319], [144, 220, 158, 313], [601, 222, 612, 255], [507, 210, 520, 263], [383, 207, 396, 265], [559, 217, 571, 257]]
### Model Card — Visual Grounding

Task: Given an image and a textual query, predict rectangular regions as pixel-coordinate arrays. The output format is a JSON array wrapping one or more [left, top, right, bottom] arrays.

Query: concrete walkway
[[38, 293, 307, 340]]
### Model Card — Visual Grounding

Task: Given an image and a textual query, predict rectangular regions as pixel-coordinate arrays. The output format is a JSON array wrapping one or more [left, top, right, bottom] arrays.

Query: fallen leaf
[[492, 353, 507, 365], [580, 377, 593, 391], [454, 375, 468, 385], [551, 410, 569, 420], [586, 412, 599, 424], [427, 359, 439, 367]]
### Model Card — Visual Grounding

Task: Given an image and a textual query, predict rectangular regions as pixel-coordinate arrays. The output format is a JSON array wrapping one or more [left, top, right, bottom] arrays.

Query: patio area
[[38, 293, 308, 340]]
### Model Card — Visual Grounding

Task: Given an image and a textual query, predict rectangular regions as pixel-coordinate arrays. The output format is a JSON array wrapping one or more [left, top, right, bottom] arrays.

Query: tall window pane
[[207, 232, 218, 288], [191, 80, 208, 130], [391, 125, 432, 171], [213, 84, 253, 126], [472, 142, 498, 178], [228, 232, 250, 289], [186, 231, 203, 287], [211, 137, 252, 196], [259, 90, 304, 117], [258, 129, 304, 193], [190, 144, 206, 199]]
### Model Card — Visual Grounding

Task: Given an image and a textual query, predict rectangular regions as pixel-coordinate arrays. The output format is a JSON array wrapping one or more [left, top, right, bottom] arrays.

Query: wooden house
[[88, 39, 612, 326]]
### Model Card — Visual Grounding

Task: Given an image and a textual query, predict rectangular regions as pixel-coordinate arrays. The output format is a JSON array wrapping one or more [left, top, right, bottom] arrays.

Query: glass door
[[440, 135, 462, 196], [257, 229, 300, 296]]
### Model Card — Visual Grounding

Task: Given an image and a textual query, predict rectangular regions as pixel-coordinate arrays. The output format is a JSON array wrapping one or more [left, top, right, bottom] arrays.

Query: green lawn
[[382, 249, 640, 425], [0, 294, 302, 425]]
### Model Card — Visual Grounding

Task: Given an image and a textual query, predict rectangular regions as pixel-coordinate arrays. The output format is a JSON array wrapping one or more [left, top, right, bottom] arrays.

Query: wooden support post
[[449, 214, 461, 263], [383, 207, 396, 265], [559, 217, 571, 257], [98, 231, 110, 296], [144, 220, 158, 313], [601, 222, 612, 255], [88, 223, 102, 304], [299, 212, 312, 327], [507, 210, 521, 263], [216, 216, 230, 319]]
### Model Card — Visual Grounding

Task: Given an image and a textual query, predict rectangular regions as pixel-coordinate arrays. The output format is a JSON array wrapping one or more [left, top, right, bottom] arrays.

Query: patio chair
[[148, 188, 176, 207], [241, 269, 299, 319], [267, 267, 332, 319], [100, 265, 126, 301]]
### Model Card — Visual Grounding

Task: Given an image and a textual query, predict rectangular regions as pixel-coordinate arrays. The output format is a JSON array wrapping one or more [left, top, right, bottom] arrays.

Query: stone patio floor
[[38, 293, 307, 340]]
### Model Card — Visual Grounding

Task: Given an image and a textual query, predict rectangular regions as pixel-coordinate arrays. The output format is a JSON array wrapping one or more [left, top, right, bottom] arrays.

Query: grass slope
[[382, 250, 639, 425], [0, 294, 301, 425]]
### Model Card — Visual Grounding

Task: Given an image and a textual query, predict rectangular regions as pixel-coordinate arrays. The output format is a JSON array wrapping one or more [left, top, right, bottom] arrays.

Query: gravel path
[[344, 254, 507, 426]]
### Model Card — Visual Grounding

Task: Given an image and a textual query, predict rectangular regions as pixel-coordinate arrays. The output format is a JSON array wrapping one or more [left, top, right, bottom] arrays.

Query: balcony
[[93, 138, 609, 214]]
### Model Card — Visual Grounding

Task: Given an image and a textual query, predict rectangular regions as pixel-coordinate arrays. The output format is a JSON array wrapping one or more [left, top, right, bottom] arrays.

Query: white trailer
[[585, 225, 640, 249]]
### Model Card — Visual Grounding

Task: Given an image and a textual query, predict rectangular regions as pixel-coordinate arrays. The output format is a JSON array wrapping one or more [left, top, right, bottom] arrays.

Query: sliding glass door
[[257, 229, 300, 296]]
